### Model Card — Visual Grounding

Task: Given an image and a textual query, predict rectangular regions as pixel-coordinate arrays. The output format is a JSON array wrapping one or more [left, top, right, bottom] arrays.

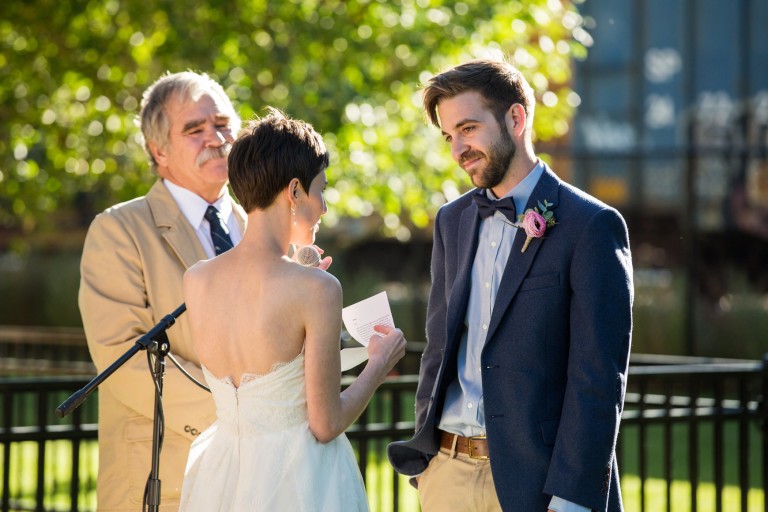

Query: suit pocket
[[519, 272, 560, 292], [539, 418, 560, 446]]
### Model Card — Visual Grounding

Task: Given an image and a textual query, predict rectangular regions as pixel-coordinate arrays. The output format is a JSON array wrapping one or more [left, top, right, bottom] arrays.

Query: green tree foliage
[[0, 0, 590, 240]]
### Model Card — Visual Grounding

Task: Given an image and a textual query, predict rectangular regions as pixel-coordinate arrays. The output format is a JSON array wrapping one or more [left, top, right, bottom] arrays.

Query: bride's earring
[[291, 204, 297, 226]]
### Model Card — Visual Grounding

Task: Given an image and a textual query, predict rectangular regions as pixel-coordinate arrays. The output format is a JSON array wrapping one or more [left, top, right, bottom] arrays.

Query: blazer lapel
[[146, 180, 208, 269], [485, 166, 561, 342], [445, 201, 482, 350]]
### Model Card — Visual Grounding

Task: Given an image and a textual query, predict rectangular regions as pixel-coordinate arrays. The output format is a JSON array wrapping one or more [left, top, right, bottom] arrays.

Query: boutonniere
[[517, 199, 556, 253]]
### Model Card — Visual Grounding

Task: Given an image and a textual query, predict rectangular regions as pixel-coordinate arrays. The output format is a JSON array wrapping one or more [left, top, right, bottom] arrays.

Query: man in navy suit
[[388, 59, 633, 511]]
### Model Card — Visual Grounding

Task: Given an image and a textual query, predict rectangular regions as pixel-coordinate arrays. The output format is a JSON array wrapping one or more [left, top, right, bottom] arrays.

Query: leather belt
[[439, 430, 489, 460]]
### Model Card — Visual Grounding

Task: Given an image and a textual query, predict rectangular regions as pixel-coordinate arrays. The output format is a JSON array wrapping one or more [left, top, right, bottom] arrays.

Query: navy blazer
[[388, 165, 633, 511]]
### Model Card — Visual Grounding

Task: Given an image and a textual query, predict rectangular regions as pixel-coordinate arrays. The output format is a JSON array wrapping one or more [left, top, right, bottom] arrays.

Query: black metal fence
[[1, 355, 766, 512], [619, 356, 768, 512], [0, 377, 98, 512]]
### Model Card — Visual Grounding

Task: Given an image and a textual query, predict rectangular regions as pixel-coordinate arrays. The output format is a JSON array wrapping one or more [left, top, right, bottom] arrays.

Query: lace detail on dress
[[240, 351, 305, 385], [202, 350, 305, 388]]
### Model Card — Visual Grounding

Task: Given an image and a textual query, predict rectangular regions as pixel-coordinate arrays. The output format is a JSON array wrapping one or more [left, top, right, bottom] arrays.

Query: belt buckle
[[467, 435, 488, 460]]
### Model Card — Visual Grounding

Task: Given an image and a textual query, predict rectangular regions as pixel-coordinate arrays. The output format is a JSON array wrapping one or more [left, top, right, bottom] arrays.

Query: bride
[[179, 108, 407, 511]]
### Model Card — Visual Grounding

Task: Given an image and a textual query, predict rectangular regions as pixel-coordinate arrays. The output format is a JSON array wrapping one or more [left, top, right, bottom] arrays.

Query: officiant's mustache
[[196, 144, 232, 167]]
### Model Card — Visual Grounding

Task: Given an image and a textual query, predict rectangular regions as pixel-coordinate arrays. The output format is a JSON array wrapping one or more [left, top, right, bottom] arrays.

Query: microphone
[[293, 245, 321, 267]]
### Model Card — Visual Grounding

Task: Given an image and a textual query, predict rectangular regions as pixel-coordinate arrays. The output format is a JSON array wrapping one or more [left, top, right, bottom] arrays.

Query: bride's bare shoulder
[[303, 265, 341, 289], [184, 259, 208, 287], [289, 265, 342, 304], [183, 257, 221, 288], [185, 259, 208, 276]]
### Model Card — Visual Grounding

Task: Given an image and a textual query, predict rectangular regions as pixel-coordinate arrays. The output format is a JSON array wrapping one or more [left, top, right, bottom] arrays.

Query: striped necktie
[[204, 205, 234, 255]]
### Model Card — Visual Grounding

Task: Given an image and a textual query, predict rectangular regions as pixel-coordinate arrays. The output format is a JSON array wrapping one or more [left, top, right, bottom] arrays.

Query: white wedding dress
[[179, 352, 369, 511]]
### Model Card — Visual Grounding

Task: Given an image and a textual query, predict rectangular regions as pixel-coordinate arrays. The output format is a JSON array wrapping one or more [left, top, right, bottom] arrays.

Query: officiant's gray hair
[[228, 107, 328, 213], [139, 71, 241, 172]]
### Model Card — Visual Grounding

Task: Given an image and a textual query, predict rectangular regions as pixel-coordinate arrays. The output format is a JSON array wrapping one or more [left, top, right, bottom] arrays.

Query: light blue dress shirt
[[438, 162, 543, 436], [437, 161, 589, 512]]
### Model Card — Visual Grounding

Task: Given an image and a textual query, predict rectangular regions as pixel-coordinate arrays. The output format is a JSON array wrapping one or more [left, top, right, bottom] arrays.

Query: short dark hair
[[422, 59, 535, 128], [228, 108, 329, 212]]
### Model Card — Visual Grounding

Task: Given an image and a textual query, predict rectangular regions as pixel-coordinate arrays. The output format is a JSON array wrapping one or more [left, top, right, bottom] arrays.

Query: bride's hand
[[317, 256, 332, 271], [366, 325, 407, 380], [311, 245, 333, 271]]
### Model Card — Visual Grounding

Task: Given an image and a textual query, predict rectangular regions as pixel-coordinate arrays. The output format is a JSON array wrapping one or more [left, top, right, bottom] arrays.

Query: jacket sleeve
[[543, 207, 633, 511], [415, 207, 449, 432], [79, 211, 216, 440]]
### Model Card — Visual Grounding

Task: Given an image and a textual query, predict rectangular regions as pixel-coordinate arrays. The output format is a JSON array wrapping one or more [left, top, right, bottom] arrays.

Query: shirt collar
[[163, 179, 232, 229], [484, 159, 545, 221]]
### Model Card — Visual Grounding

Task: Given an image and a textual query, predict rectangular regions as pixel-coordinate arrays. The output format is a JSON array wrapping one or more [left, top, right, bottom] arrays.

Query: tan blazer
[[79, 180, 246, 511]]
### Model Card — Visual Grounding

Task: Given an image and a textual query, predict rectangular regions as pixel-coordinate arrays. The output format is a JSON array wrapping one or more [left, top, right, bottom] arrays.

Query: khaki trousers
[[417, 445, 502, 512]]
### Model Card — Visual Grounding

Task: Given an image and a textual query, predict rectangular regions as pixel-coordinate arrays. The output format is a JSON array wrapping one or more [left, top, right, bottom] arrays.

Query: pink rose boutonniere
[[517, 199, 556, 253]]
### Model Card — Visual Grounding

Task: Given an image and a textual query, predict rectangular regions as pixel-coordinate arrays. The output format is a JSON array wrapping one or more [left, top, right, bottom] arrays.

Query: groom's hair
[[422, 58, 535, 130], [228, 107, 329, 212]]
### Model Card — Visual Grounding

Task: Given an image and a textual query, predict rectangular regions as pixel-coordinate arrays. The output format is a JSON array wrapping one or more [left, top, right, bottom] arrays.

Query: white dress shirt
[[163, 180, 243, 259]]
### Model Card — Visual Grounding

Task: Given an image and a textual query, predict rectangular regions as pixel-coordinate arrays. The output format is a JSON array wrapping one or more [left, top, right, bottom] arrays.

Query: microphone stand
[[56, 303, 187, 512]]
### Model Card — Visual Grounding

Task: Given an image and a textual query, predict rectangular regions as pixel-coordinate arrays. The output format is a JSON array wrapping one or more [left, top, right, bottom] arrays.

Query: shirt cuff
[[549, 495, 590, 512]]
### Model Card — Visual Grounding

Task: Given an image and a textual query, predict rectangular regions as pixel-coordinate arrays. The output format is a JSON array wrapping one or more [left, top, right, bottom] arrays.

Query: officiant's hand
[[366, 325, 406, 382]]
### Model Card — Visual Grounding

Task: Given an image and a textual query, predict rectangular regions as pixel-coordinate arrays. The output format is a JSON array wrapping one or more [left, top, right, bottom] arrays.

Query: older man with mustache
[[79, 71, 247, 511]]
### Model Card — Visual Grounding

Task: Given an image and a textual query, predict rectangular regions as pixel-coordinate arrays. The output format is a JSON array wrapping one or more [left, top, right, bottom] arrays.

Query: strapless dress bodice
[[202, 352, 307, 434]]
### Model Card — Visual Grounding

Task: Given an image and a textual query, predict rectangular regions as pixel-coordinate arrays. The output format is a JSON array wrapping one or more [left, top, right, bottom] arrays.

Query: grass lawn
[[4, 440, 98, 511], [618, 421, 764, 512], [622, 476, 765, 512]]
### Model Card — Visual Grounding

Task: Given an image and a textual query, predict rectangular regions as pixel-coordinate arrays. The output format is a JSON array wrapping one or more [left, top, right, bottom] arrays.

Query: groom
[[388, 59, 633, 511]]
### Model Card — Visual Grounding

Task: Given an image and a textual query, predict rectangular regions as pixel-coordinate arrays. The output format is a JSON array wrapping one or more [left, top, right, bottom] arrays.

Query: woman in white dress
[[179, 108, 407, 511]]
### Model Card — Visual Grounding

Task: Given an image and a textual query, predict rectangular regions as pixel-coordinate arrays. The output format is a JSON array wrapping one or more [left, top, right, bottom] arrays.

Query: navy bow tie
[[472, 190, 517, 223]]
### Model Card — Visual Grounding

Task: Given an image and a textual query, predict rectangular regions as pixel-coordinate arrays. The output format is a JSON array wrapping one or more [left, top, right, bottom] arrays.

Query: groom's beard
[[462, 125, 516, 190]]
